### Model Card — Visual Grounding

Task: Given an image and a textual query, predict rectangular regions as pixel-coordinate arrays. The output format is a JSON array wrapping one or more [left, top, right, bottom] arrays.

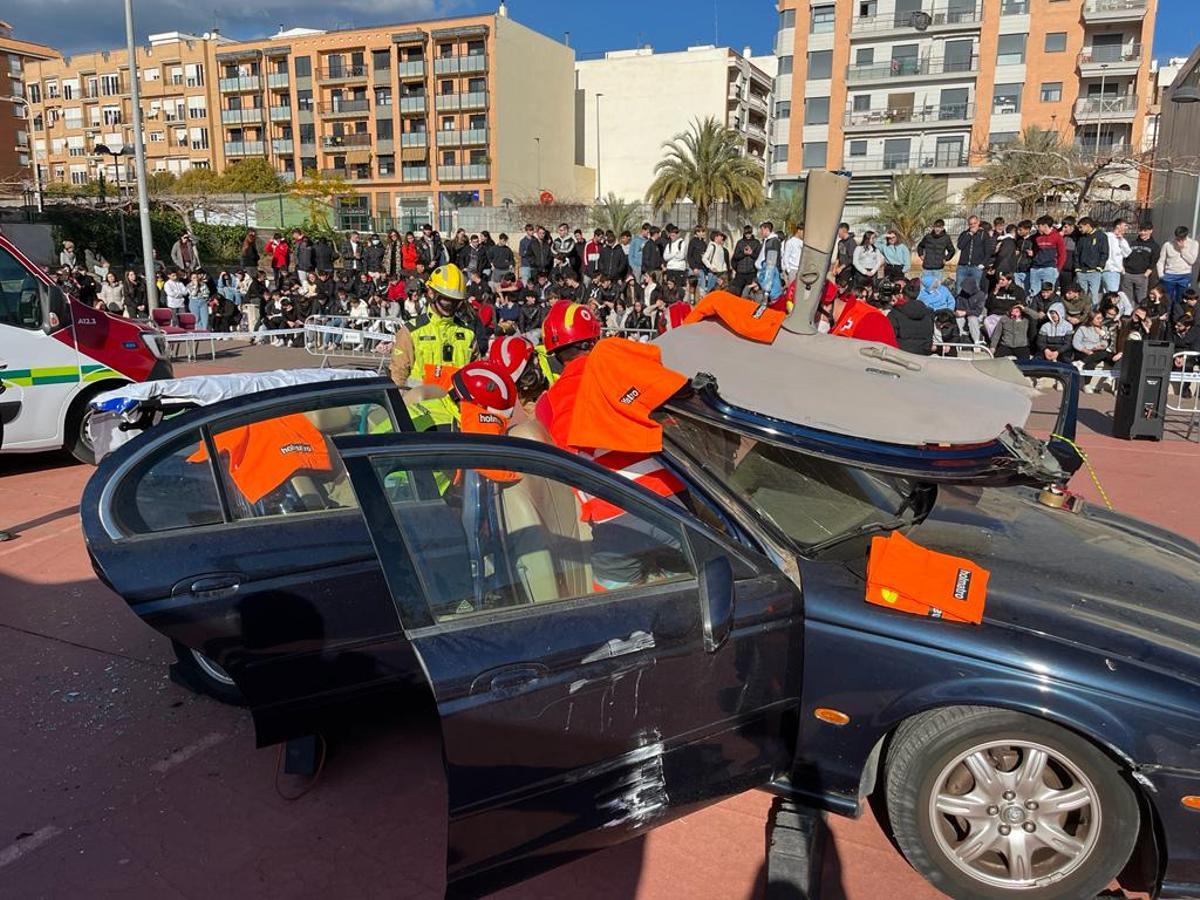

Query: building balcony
[[224, 141, 265, 156], [320, 65, 369, 83], [1073, 94, 1139, 122], [844, 151, 972, 173], [744, 121, 768, 141], [437, 163, 489, 182], [435, 91, 488, 112], [435, 127, 488, 147], [398, 59, 426, 79], [318, 99, 370, 117], [272, 138, 294, 154], [1082, 0, 1148, 23], [267, 72, 290, 89], [376, 98, 393, 115], [270, 105, 292, 122], [219, 76, 261, 93], [850, 4, 982, 38], [1078, 44, 1143, 77], [221, 108, 262, 125], [727, 84, 743, 102], [1072, 140, 1135, 159], [843, 102, 975, 132], [322, 167, 372, 182], [322, 133, 372, 149], [376, 139, 394, 154], [746, 92, 769, 115], [401, 166, 429, 183], [433, 54, 488, 75], [846, 55, 978, 86], [399, 95, 427, 114], [401, 132, 428, 148]]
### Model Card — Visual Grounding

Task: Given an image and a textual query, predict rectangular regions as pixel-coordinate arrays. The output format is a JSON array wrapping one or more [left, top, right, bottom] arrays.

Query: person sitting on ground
[[889, 281, 934, 356], [1059, 282, 1092, 327], [954, 275, 987, 345], [990, 302, 1032, 360], [1036, 302, 1074, 364], [1072, 309, 1121, 393], [918, 271, 955, 313]]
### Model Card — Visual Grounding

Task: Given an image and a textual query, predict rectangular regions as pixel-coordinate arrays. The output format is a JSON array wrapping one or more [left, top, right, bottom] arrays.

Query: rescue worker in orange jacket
[[535, 300, 691, 588]]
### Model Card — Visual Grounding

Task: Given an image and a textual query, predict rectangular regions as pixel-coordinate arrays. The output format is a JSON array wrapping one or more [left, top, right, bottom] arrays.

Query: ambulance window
[[113, 429, 224, 535], [212, 400, 395, 520], [0, 244, 42, 330]]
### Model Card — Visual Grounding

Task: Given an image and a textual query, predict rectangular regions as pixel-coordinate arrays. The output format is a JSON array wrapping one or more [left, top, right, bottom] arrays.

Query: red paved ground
[[0, 344, 1195, 899]]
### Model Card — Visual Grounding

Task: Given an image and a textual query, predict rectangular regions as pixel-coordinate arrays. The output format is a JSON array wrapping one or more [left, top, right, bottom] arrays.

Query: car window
[[208, 400, 395, 520], [112, 429, 224, 534], [0, 243, 42, 330], [662, 413, 917, 550], [369, 457, 696, 624]]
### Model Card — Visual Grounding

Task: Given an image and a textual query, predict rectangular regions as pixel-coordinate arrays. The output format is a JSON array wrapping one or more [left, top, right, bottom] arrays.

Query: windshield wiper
[[805, 519, 910, 555]]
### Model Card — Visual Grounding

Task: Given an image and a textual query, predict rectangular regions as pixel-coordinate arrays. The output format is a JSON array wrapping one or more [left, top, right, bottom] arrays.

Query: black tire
[[63, 392, 99, 465], [885, 706, 1138, 900], [171, 641, 245, 705]]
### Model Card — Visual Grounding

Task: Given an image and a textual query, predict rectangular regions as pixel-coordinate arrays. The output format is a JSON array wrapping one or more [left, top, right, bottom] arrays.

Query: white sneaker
[[1083, 384, 1096, 394]]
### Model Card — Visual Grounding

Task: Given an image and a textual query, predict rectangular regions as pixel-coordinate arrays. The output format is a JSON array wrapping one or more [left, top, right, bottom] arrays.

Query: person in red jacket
[[821, 269, 898, 346], [263, 233, 289, 288]]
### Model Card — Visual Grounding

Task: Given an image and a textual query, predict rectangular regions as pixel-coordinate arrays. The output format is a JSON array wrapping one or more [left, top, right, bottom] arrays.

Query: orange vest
[[575, 448, 687, 524], [459, 402, 519, 483]]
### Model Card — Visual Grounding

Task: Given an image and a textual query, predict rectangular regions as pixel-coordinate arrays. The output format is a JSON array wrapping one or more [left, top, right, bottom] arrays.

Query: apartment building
[[772, 0, 1158, 207], [574, 45, 775, 202], [23, 30, 229, 192], [0, 21, 58, 191], [22, 10, 579, 232]]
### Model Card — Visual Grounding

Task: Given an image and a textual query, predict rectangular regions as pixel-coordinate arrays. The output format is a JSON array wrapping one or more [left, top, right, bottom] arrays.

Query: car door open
[[333, 431, 806, 896]]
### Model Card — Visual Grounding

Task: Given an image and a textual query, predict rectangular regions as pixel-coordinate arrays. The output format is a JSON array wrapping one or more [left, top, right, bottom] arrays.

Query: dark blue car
[[81, 376, 1200, 900]]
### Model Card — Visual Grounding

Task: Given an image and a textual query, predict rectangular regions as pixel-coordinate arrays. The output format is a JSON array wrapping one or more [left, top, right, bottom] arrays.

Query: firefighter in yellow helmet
[[390, 263, 484, 389]]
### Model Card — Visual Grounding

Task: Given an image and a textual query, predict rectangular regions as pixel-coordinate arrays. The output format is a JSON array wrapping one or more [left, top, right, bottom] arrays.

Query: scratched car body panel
[[80, 380, 1200, 897]]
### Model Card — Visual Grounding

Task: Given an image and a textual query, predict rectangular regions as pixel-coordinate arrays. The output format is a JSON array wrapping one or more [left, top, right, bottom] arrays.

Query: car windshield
[[662, 412, 922, 553]]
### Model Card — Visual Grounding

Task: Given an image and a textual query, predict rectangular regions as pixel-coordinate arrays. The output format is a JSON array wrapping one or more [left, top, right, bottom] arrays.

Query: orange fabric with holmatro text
[[865, 531, 989, 624], [682, 290, 786, 343], [188, 413, 333, 505], [564, 337, 687, 454], [423, 363, 460, 391], [459, 402, 519, 483]]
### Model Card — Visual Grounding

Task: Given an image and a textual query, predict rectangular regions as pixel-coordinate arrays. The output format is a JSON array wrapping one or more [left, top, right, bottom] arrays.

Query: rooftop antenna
[[564, 31, 570, 47]]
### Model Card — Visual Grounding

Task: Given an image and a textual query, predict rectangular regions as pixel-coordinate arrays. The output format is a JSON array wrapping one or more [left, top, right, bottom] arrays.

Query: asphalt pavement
[[1, 341, 1195, 899]]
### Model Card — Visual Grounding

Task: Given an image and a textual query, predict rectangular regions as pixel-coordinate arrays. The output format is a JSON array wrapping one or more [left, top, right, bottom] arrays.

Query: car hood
[[905, 486, 1200, 679]]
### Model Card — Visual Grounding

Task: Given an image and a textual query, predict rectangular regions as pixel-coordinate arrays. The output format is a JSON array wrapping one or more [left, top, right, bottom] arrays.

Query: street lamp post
[[124, 0, 159, 307], [595, 93, 603, 198], [93, 144, 129, 263]]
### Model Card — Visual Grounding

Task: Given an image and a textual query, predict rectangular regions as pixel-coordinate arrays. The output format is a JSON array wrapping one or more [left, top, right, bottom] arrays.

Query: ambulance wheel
[[885, 706, 1138, 899], [64, 390, 101, 465], [172, 641, 245, 706]]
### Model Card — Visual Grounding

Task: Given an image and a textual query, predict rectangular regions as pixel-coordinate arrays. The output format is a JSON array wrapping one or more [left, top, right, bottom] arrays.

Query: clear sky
[[5, 0, 1194, 63]]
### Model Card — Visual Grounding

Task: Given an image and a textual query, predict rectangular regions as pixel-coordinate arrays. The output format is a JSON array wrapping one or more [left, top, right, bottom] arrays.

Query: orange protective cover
[[189, 413, 333, 504], [682, 290, 786, 343], [564, 338, 687, 454], [423, 363, 460, 391], [459, 402, 519, 483], [865, 532, 989, 624]]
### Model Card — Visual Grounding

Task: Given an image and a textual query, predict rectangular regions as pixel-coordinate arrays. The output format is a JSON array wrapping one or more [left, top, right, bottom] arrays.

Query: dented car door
[[334, 432, 805, 895]]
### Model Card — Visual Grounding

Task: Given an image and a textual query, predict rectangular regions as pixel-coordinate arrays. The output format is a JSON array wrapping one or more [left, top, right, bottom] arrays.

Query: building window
[[773, 143, 789, 163], [27, 83, 40, 103], [853, 94, 870, 112], [810, 5, 835, 34], [297, 89, 313, 111], [373, 49, 391, 71], [1040, 82, 1063, 102], [802, 141, 827, 169], [775, 100, 791, 118], [779, 8, 796, 29], [299, 123, 315, 143], [807, 50, 832, 80], [777, 55, 793, 76], [855, 47, 874, 66], [294, 56, 312, 77], [997, 34, 1027, 66], [377, 118, 393, 140], [149, 131, 164, 143], [1044, 32, 1067, 53], [849, 140, 867, 157], [378, 154, 395, 176], [989, 131, 1018, 148], [992, 84, 1022, 114], [143, 68, 159, 82], [804, 97, 830, 125], [46, 81, 58, 99]]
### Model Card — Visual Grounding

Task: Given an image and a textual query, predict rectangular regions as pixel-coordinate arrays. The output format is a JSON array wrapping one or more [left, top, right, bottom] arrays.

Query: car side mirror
[[40, 283, 67, 334], [699, 556, 735, 653]]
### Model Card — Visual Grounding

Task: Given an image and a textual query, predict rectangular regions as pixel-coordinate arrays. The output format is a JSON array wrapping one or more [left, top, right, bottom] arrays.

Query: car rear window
[[112, 429, 224, 534]]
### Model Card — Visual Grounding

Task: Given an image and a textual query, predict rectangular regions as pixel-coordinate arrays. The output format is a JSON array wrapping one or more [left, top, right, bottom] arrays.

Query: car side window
[[113, 429, 224, 534], [369, 458, 696, 625], [209, 400, 395, 520], [0, 244, 42, 330]]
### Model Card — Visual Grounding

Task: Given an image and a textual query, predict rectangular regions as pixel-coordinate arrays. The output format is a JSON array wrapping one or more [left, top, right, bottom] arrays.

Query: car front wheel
[[171, 641, 245, 705], [885, 706, 1139, 899]]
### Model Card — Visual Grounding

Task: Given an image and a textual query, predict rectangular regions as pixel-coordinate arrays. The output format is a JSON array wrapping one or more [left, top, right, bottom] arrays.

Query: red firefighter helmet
[[450, 361, 517, 419], [542, 300, 601, 353], [488, 334, 536, 382]]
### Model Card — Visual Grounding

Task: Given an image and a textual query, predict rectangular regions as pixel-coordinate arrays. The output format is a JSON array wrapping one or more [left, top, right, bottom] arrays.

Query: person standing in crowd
[[171, 233, 202, 273], [529, 226, 554, 281], [1058, 217, 1078, 288], [313, 235, 337, 273], [381, 229, 403, 278], [663, 225, 688, 281], [834, 223, 856, 271], [641, 225, 664, 281], [1012, 220, 1035, 290], [292, 230, 314, 283], [340, 230, 364, 272], [120, 269, 146, 319], [598, 230, 629, 284], [240, 230, 259, 271], [59, 240, 77, 269], [756, 221, 782, 300], [1028, 215, 1067, 293], [1103, 219, 1131, 295], [241, 270, 264, 340], [364, 233, 385, 279], [552, 223, 576, 278], [264, 232, 289, 287], [1074, 217, 1109, 306], [98, 271, 123, 313], [880, 229, 910, 279], [917, 219, 955, 277], [686, 226, 708, 290], [782, 225, 804, 286], [853, 231, 882, 288], [488, 233, 516, 289], [731, 226, 759, 297], [162, 270, 188, 323], [1158, 226, 1199, 306], [1122, 223, 1159, 308], [955, 215, 995, 293], [628, 223, 649, 281], [701, 231, 730, 294], [186, 271, 210, 330], [518, 223, 536, 283]]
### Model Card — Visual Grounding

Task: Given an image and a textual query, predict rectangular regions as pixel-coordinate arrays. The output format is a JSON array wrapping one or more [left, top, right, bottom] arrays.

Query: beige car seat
[[498, 420, 593, 603]]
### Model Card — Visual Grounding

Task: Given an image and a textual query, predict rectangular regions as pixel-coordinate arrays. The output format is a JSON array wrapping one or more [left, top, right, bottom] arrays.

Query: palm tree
[[962, 126, 1073, 217], [590, 192, 641, 235], [758, 185, 806, 235], [645, 116, 764, 228], [871, 173, 955, 246]]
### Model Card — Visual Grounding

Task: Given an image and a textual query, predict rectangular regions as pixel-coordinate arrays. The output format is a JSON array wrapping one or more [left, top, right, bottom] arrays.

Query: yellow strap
[[1051, 433, 1113, 511]]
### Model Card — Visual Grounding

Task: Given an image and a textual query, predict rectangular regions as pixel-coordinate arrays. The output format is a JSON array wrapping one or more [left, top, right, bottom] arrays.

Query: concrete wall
[[575, 48, 732, 202], [1154, 46, 1200, 251], [493, 16, 577, 203]]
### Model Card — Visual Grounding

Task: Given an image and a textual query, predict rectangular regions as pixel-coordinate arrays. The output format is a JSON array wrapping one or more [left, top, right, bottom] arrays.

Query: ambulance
[[0, 233, 171, 463]]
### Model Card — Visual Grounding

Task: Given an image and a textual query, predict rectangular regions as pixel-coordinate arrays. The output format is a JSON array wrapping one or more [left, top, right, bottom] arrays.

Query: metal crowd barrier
[[304, 315, 405, 372], [1167, 351, 1200, 442], [162, 328, 305, 361]]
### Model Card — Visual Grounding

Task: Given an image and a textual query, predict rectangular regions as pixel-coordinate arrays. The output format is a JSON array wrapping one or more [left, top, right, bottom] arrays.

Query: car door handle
[[472, 664, 547, 694], [178, 574, 242, 600]]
